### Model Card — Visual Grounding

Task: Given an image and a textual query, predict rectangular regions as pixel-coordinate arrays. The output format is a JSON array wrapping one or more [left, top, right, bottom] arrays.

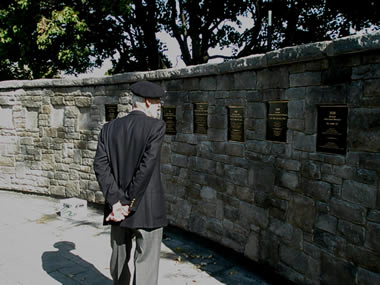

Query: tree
[[237, 0, 380, 57], [161, 0, 246, 66], [0, 0, 108, 79], [1, 0, 379, 80], [0, 0, 171, 80], [102, 0, 171, 74]]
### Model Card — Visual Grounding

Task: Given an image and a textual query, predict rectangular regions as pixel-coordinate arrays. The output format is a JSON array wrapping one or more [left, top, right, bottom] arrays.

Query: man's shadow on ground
[[42, 241, 111, 285]]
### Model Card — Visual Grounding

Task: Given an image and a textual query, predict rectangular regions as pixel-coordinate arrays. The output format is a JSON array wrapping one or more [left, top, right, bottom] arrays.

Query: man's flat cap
[[130, 81, 164, 98]]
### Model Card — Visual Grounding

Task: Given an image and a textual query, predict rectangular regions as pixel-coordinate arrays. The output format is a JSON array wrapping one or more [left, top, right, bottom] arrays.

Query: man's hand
[[106, 201, 130, 222]]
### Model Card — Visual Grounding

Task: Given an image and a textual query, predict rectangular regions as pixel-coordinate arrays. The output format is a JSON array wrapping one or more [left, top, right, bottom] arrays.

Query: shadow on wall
[[41, 241, 111, 285]]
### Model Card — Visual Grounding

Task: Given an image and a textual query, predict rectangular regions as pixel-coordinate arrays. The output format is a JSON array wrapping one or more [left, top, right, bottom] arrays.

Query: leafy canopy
[[0, 0, 379, 80]]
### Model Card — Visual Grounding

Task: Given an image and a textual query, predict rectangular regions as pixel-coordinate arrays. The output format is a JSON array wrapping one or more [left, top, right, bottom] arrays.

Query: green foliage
[[0, 0, 379, 80]]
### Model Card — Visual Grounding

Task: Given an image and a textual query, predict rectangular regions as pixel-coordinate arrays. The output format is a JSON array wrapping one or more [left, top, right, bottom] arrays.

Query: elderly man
[[93, 81, 167, 285]]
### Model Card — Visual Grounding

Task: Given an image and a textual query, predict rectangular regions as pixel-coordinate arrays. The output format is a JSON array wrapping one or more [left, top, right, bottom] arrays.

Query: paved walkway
[[0, 190, 291, 285]]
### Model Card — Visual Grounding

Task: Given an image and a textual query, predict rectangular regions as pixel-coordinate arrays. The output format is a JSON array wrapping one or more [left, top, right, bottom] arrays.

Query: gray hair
[[131, 94, 146, 108]]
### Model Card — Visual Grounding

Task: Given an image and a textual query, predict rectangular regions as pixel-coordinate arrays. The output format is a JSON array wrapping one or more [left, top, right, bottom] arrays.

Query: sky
[[63, 16, 254, 79]]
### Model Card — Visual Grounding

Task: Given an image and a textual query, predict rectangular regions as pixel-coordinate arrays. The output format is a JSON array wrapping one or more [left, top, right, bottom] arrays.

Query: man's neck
[[132, 106, 148, 116]]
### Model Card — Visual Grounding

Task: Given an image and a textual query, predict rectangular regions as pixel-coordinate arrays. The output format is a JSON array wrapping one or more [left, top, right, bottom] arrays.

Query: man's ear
[[145, 98, 150, 108]]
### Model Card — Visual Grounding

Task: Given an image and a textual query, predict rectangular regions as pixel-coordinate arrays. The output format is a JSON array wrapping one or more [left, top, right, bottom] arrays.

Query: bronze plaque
[[317, 105, 348, 155], [267, 101, 288, 142], [163, 106, 176, 135], [193, 103, 208, 134], [105, 104, 118, 121], [228, 106, 245, 142]]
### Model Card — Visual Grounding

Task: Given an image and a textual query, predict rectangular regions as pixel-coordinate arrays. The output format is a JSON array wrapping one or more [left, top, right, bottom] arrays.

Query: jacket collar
[[129, 109, 147, 116]]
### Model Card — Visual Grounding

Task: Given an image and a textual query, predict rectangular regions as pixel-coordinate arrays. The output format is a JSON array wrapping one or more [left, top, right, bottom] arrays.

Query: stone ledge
[[1, 31, 380, 90]]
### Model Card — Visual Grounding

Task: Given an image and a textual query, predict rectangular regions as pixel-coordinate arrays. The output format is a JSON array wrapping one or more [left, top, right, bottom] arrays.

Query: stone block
[[288, 194, 316, 232], [225, 142, 244, 157], [207, 128, 225, 141], [171, 154, 188, 168], [50, 108, 64, 128], [246, 140, 271, 154], [235, 186, 254, 203], [302, 179, 331, 202], [50, 186, 66, 197], [342, 180, 377, 208], [346, 244, 380, 273], [206, 218, 223, 236], [275, 158, 301, 171], [162, 79, 183, 91], [359, 153, 380, 170], [338, 220, 365, 245], [193, 157, 216, 174], [349, 129, 380, 153], [279, 171, 299, 191], [224, 205, 239, 221], [200, 186, 217, 200], [368, 209, 380, 223], [290, 71, 321, 87], [64, 106, 79, 119], [293, 132, 316, 152], [244, 231, 259, 261], [224, 165, 247, 187], [208, 114, 227, 129], [216, 74, 234, 90], [268, 218, 302, 247], [301, 160, 321, 179], [365, 222, 380, 252], [257, 67, 289, 89], [0, 156, 14, 167], [320, 252, 356, 285], [239, 202, 268, 228], [75, 97, 92, 107], [330, 198, 366, 225], [0, 107, 14, 129], [287, 119, 304, 131], [354, 169, 377, 185], [316, 214, 337, 234], [172, 142, 196, 156], [199, 76, 217, 91], [184, 77, 199, 90], [364, 79, 380, 97], [279, 245, 320, 280], [51, 96, 64, 105], [234, 71, 256, 90], [259, 230, 280, 265], [247, 102, 266, 119], [333, 165, 355, 179], [288, 100, 305, 119], [357, 268, 380, 285], [352, 64, 380, 80]]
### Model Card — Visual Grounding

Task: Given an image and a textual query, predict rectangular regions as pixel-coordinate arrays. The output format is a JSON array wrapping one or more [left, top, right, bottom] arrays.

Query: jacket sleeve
[[127, 120, 166, 212], [93, 127, 128, 207]]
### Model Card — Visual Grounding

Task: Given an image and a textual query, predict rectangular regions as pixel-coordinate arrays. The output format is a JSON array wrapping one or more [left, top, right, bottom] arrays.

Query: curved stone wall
[[1, 31, 380, 284]]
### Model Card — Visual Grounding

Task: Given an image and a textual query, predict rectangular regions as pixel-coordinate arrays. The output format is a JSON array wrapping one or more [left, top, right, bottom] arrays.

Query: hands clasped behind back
[[106, 201, 130, 222]]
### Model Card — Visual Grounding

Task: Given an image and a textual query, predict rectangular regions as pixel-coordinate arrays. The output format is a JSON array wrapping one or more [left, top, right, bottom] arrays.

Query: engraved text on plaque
[[193, 103, 208, 134], [317, 105, 348, 155], [163, 106, 177, 135], [266, 101, 288, 142], [228, 106, 244, 142]]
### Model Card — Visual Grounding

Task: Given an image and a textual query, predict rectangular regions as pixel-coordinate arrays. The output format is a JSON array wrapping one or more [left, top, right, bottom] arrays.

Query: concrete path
[[0, 190, 290, 285]]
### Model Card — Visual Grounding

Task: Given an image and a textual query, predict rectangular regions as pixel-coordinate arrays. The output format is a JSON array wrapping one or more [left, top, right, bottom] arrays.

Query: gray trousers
[[110, 226, 163, 285]]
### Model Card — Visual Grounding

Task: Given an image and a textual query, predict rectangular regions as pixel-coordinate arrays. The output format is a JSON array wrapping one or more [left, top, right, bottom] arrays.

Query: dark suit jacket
[[93, 110, 168, 229]]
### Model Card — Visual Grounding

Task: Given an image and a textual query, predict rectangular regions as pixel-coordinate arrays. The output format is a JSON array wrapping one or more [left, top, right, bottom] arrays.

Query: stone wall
[[1, 32, 380, 285]]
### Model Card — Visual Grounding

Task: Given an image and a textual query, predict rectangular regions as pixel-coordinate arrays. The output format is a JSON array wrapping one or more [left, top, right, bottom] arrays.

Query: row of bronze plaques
[[107, 102, 348, 155], [162, 102, 348, 155], [162, 103, 246, 142]]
